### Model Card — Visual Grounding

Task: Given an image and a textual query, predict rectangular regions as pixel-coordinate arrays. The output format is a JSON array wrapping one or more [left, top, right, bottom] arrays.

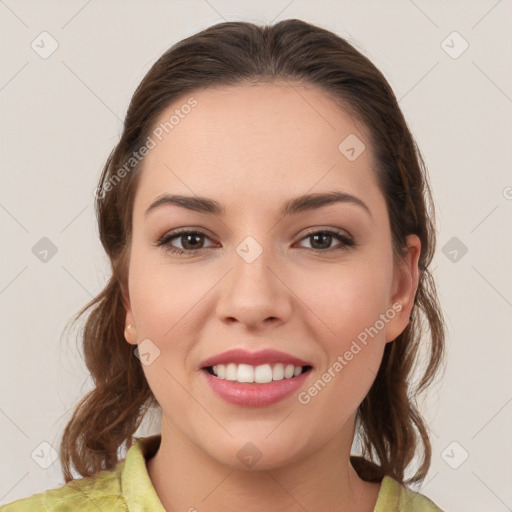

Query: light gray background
[[1, 1, 511, 510]]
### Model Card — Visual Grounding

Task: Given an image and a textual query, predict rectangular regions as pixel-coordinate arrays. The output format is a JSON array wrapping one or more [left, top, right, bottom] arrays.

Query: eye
[[296, 228, 355, 252], [155, 229, 217, 255], [155, 227, 355, 256]]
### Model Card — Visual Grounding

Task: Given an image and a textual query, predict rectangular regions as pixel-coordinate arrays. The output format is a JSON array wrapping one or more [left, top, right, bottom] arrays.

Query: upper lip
[[200, 348, 313, 369]]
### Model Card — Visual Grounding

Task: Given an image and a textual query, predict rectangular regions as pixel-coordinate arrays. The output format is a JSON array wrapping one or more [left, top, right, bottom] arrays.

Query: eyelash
[[155, 227, 355, 256]]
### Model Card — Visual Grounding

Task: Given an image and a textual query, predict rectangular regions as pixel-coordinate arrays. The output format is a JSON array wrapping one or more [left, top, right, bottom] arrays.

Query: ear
[[122, 289, 138, 346], [384, 234, 421, 343]]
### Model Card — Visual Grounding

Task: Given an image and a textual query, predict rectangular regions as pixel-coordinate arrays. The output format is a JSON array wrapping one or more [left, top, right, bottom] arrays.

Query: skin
[[123, 81, 420, 512]]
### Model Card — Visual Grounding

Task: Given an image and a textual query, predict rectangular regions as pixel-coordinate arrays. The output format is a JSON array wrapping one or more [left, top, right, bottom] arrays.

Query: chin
[[202, 434, 307, 472]]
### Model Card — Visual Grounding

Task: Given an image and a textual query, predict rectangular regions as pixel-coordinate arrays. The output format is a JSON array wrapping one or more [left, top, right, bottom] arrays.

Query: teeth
[[284, 364, 295, 379], [226, 363, 237, 381], [238, 364, 256, 383], [273, 363, 284, 380], [253, 364, 273, 383], [210, 363, 306, 383]]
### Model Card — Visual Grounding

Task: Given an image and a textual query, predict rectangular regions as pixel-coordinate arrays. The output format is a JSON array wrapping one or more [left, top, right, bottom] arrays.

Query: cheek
[[294, 258, 392, 417], [296, 266, 391, 420], [303, 258, 393, 344], [127, 247, 202, 360], [129, 235, 199, 315]]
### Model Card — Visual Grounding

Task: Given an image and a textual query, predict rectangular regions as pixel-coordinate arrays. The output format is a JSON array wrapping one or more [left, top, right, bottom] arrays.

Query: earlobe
[[124, 320, 138, 345], [122, 291, 138, 345], [385, 234, 421, 343]]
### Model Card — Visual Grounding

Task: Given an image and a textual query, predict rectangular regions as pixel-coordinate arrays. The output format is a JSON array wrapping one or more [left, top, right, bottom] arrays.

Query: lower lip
[[202, 368, 311, 407]]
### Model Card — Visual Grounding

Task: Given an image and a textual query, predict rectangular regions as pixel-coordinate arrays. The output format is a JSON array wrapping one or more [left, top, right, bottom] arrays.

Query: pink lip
[[200, 348, 312, 369], [202, 368, 312, 407]]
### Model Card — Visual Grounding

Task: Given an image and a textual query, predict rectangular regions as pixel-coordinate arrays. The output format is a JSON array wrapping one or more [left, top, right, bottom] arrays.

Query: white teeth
[[284, 364, 295, 379], [254, 364, 273, 383], [225, 363, 237, 381], [210, 363, 307, 383], [272, 363, 284, 381], [237, 364, 254, 383]]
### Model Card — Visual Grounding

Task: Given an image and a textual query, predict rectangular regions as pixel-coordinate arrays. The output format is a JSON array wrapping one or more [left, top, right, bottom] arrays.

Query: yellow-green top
[[1, 435, 444, 511]]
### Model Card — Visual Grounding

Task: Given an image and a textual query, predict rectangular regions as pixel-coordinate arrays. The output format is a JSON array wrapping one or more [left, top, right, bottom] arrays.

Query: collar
[[121, 434, 166, 512]]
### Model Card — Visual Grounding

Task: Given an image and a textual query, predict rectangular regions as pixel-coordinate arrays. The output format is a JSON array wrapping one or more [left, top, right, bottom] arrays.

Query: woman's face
[[124, 81, 420, 469]]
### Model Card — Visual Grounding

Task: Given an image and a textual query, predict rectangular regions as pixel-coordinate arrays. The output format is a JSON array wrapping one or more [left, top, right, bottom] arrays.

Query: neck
[[146, 416, 381, 512]]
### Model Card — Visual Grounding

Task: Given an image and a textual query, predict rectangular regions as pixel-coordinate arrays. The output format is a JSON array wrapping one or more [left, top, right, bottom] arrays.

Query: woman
[[2, 19, 446, 511]]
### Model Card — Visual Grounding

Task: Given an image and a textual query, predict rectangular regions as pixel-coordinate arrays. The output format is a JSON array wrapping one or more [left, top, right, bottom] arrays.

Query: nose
[[215, 244, 293, 330]]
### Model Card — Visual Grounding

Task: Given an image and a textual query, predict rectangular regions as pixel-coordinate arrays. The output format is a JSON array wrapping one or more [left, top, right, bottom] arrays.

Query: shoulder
[[0, 461, 127, 511], [376, 476, 445, 512], [1, 436, 162, 512]]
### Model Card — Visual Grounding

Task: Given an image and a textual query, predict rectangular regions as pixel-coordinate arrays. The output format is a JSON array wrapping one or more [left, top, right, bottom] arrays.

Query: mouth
[[201, 363, 314, 407], [199, 348, 314, 406], [203, 363, 313, 384]]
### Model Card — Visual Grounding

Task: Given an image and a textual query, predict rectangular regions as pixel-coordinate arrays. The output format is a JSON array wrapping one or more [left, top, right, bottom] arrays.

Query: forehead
[[133, 82, 384, 218]]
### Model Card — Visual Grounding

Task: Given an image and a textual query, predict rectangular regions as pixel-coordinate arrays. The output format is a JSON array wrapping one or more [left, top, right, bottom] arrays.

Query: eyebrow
[[144, 191, 372, 219]]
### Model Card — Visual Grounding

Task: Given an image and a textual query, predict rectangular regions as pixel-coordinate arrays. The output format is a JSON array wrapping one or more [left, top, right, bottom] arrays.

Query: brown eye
[[176, 233, 205, 250], [297, 229, 355, 252], [155, 227, 355, 256], [156, 230, 216, 255]]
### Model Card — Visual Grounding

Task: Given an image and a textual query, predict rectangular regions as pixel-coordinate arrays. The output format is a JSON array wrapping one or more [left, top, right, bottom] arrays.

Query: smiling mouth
[[204, 363, 313, 384]]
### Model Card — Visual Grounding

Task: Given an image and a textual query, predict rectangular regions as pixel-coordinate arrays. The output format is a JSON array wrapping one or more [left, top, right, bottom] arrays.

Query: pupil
[[312, 234, 331, 249], [183, 234, 202, 250]]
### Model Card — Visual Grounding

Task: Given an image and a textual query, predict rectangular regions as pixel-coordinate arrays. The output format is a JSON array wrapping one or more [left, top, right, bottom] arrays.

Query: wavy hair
[[60, 18, 445, 486]]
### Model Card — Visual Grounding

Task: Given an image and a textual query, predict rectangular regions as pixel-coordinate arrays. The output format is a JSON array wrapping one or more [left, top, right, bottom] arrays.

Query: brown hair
[[60, 19, 445, 486]]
